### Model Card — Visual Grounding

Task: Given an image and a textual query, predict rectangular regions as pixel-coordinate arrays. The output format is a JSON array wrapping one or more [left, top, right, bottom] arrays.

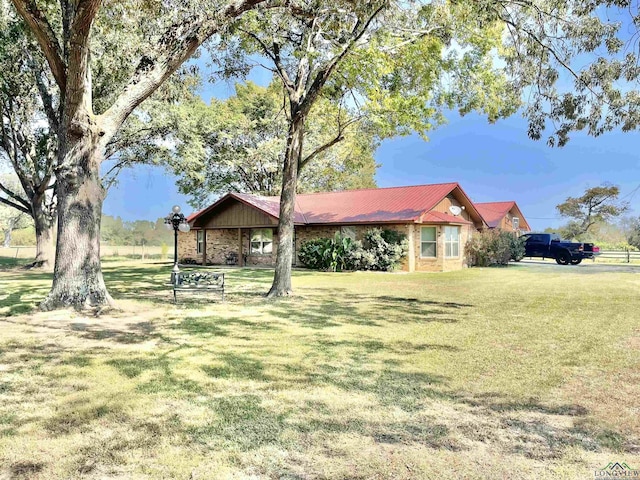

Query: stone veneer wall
[[180, 223, 471, 271], [178, 229, 278, 266]]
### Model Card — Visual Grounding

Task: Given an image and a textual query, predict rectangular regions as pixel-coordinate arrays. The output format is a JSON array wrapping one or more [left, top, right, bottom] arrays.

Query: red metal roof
[[295, 183, 459, 223], [188, 183, 487, 226], [475, 201, 530, 230]]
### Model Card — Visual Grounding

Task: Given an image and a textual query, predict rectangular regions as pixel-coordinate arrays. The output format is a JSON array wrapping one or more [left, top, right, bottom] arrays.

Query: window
[[197, 230, 205, 255], [444, 226, 460, 257], [420, 227, 437, 257], [512, 217, 520, 230], [250, 228, 273, 255], [340, 226, 356, 240]]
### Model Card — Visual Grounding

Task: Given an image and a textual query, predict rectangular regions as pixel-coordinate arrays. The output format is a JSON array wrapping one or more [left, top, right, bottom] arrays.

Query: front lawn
[[0, 260, 638, 479]]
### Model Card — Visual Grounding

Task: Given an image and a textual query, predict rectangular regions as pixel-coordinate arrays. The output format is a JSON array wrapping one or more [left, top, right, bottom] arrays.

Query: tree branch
[[101, 0, 272, 139], [299, 133, 345, 171], [29, 55, 60, 133], [64, 0, 102, 122], [9, 0, 67, 90], [0, 196, 31, 215], [303, 3, 386, 112], [0, 182, 31, 212]]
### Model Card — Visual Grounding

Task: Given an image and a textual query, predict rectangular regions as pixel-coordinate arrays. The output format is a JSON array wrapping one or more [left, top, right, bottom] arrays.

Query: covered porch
[[179, 194, 291, 267]]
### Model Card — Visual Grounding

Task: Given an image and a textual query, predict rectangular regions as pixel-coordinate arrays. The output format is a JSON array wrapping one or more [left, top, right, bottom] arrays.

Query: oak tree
[[165, 80, 378, 207], [9, 0, 273, 309], [556, 183, 628, 239], [0, 15, 57, 268], [226, 1, 517, 296]]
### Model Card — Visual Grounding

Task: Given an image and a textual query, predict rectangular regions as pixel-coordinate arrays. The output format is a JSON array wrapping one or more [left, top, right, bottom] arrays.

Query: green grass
[[0, 258, 639, 479]]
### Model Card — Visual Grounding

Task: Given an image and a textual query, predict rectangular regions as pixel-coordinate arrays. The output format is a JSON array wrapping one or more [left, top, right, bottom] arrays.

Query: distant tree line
[[4, 215, 173, 248]]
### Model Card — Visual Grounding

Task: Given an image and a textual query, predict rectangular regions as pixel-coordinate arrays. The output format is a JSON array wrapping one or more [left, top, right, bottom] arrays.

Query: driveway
[[514, 259, 640, 274]]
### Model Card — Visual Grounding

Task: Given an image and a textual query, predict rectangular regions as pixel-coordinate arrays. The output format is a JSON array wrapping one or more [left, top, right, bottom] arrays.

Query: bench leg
[[173, 289, 177, 304]]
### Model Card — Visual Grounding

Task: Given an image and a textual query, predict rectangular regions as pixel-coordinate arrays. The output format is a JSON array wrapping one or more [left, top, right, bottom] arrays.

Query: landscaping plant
[[299, 229, 408, 272], [465, 229, 515, 266]]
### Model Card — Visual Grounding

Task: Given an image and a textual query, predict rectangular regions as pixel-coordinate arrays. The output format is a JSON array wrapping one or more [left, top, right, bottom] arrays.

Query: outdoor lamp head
[[178, 222, 191, 233], [164, 221, 173, 230], [172, 205, 181, 214]]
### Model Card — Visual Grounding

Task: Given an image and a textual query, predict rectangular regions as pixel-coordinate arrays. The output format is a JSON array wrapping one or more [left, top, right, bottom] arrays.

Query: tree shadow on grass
[[264, 292, 470, 329], [188, 394, 286, 451]]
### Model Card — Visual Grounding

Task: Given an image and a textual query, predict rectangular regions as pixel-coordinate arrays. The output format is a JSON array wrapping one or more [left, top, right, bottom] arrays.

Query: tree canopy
[[164, 80, 378, 208], [556, 183, 628, 239]]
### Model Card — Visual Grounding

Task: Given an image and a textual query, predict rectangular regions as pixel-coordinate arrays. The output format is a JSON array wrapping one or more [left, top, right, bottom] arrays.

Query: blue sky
[[103, 72, 640, 232]]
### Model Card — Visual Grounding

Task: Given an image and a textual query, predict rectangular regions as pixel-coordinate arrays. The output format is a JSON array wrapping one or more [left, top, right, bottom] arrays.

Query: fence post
[[14, 247, 19, 259], [628, 249, 631, 264]]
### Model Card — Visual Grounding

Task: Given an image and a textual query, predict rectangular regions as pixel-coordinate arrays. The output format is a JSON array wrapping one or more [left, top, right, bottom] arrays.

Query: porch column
[[238, 228, 244, 267], [202, 229, 207, 265]]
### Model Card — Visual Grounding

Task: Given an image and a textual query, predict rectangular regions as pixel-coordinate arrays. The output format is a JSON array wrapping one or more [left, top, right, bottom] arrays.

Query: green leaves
[[163, 79, 378, 207], [556, 183, 629, 238]]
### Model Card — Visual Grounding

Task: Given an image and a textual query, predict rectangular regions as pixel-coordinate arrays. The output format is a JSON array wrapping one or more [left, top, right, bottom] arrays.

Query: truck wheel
[[570, 258, 582, 265], [555, 252, 571, 265]]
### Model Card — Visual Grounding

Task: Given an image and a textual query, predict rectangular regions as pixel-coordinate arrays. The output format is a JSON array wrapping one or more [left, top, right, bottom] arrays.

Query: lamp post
[[164, 205, 191, 284]]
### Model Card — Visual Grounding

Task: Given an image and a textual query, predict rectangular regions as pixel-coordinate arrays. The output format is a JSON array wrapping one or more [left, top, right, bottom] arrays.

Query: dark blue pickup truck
[[520, 233, 600, 265]]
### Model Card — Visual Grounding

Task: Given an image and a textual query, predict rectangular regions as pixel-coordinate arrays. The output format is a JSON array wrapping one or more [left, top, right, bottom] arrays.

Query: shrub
[[465, 229, 515, 267], [298, 233, 354, 272], [509, 235, 526, 261], [299, 228, 408, 272], [352, 228, 409, 271]]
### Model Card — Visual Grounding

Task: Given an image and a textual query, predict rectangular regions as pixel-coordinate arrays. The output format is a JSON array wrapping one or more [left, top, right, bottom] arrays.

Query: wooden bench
[[173, 270, 224, 303]]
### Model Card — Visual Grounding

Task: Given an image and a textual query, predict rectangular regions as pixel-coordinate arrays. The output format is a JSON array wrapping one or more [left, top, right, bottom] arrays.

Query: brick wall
[[181, 223, 471, 272], [179, 228, 278, 266], [177, 230, 198, 261], [412, 224, 471, 272]]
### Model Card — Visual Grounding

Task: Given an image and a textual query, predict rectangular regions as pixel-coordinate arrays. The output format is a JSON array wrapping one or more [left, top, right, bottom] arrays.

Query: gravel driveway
[[514, 259, 640, 273]]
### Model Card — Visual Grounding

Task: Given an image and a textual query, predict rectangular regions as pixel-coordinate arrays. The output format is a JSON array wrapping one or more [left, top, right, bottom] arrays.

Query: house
[[180, 183, 488, 272], [474, 201, 531, 232]]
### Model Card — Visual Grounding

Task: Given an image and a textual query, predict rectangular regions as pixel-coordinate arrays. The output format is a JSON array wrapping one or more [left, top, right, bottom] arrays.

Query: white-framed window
[[420, 227, 437, 257], [197, 230, 205, 254], [444, 226, 460, 258], [250, 228, 273, 255], [340, 226, 357, 240]]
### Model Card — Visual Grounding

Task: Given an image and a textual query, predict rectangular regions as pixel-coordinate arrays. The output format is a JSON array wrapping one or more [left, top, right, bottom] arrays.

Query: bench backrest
[[175, 270, 224, 288]]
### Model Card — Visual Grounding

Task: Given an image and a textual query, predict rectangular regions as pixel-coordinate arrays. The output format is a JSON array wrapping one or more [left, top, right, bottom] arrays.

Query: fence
[[595, 250, 640, 263], [0, 245, 172, 260]]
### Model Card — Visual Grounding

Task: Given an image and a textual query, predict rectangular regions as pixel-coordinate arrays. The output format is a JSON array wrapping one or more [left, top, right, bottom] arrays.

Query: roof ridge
[[294, 182, 458, 197]]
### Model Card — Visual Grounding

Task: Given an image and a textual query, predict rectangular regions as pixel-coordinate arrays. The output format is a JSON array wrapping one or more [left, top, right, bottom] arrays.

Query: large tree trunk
[[267, 113, 305, 297], [40, 142, 113, 310], [32, 204, 55, 270], [2, 228, 11, 248]]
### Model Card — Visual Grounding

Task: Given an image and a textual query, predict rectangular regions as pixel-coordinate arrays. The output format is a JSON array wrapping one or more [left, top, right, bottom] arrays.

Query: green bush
[[350, 229, 409, 271], [509, 235, 526, 261], [298, 233, 354, 272], [298, 228, 408, 272], [465, 229, 514, 267]]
